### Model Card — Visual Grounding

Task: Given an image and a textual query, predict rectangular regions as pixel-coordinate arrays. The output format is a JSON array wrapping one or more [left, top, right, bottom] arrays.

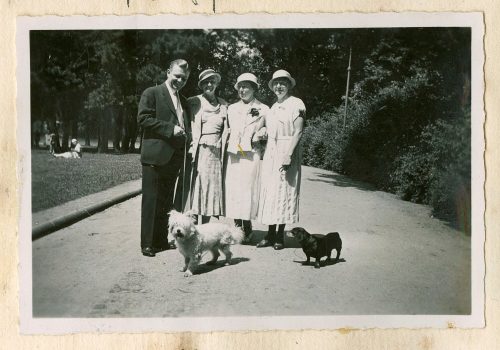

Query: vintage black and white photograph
[[18, 13, 484, 333]]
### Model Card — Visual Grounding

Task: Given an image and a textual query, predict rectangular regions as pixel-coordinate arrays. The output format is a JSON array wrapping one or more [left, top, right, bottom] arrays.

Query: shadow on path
[[194, 257, 250, 275], [293, 258, 347, 269], [244, 230, 301, 248], [308, 172, 376, 192]]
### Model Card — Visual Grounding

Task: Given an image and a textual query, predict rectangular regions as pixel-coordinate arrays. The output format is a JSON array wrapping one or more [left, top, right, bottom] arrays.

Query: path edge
[[32, 189, 142, 241]]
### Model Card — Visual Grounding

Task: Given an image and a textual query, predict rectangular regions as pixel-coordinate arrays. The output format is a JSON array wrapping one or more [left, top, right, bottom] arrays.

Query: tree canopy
[[30, 27, 471, 230]]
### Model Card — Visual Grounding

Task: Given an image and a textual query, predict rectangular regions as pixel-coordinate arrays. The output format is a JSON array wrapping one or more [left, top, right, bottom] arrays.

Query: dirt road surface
[[32, 166, 470, 317]]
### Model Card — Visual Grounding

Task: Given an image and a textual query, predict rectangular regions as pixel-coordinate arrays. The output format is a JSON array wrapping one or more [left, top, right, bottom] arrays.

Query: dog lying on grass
[[288, 227, 342, 268], [168, 210, 244, 277]]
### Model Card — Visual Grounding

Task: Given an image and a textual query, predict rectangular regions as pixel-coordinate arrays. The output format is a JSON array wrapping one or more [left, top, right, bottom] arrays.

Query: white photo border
[[17, 12, 485, 334]]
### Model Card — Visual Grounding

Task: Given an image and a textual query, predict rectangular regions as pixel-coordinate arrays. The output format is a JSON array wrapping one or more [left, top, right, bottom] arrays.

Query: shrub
[[390, 108, 471, 232], [301, 84, 471, 232]]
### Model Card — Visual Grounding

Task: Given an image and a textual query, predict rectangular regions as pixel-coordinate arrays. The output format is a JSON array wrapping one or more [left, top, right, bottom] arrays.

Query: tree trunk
[[128, 107, 138, 153], [85, 125, 91, 146], [112, 106, 122, 152], [71, 115, 79, 142], [61, 120, 71, 151], [84, 111, 91, 146], [97, 109, 109, 153], [120, 106, 131, 153]]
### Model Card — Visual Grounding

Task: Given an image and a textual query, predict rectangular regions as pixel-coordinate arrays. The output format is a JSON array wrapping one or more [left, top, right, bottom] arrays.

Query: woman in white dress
[[52, 138, 82, 158], [225, 73, 269, 243], [256, 70, 306, 250], [188, 69, 229, 224]]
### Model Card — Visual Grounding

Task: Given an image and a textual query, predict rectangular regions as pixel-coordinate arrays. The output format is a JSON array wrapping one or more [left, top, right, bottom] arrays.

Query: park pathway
[[32, 166, 471, 317]]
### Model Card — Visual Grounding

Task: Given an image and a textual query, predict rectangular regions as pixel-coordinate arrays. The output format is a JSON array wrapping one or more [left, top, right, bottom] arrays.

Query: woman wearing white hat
[[225, 73, 270, 243], [187, 69, 229, 224], [257, 69, 306, 250], [52, 138, 82, 159]]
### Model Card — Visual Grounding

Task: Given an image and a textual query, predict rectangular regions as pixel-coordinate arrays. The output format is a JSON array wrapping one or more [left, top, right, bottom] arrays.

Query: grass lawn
[[31, 150, 142, 212]]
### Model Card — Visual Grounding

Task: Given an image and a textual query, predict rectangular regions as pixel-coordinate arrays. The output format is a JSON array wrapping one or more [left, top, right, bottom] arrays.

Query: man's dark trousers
[[141, 150, 184, 249]]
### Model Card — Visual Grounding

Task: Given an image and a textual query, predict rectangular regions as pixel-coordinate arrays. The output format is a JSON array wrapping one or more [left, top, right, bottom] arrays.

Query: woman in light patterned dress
[[187, 69, 229, 224], [257, 70, 306, 250], [225, 73, 269, 244]]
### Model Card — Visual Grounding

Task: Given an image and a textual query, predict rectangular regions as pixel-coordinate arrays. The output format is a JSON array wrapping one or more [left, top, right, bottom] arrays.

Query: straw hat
[[71, 139, 78, 144], [234, 73, 259, 90], [198, 69, 221, 88], [268, 69, 296, 90]]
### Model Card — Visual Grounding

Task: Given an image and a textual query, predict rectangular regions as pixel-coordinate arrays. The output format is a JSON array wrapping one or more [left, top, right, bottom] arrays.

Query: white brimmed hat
[[234, 73, 260, 90], [71, 138, 77, 144], [268, 69, 296, 90], [198, 69, 221, 88]]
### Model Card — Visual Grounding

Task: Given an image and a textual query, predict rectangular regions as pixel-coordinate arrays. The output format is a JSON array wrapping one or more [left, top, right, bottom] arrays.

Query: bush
[[390, 108, 471, 232], [302, 109, 345, 171], [391, 145, 436, 203], [301, 82, 471, 232]]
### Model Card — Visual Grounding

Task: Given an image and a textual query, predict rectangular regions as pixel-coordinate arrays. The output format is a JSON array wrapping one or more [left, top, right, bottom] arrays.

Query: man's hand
[[173, 125, 185, 137]]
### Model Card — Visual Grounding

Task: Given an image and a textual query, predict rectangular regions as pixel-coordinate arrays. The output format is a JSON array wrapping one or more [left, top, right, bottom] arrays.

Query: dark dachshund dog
[[288, 227, 342, 268]]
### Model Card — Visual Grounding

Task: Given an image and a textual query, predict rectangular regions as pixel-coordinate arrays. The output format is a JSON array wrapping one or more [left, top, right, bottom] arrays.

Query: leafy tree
[[30, 28, 471, 229]]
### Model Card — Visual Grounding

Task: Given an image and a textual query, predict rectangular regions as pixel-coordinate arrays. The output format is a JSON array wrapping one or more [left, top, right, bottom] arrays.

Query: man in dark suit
[[137, 59, 191, 257]]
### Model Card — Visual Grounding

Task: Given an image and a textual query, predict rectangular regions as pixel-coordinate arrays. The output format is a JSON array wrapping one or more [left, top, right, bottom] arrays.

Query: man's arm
[[137, 87, 177, 139]]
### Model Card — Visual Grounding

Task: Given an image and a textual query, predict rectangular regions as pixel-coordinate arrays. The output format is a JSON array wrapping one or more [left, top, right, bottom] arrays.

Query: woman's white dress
[[258, 95, 306, 225], [225, 99, 269, 220]]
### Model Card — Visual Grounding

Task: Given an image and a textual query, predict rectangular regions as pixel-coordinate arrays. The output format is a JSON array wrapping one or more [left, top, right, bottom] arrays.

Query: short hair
[[237, 80, 259, 92], [248, 81, 259, 91], [169, 59, 190, 72]]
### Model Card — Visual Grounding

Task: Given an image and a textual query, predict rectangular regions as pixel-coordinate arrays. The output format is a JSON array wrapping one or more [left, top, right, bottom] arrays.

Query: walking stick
[[182, 135, 187, 214]]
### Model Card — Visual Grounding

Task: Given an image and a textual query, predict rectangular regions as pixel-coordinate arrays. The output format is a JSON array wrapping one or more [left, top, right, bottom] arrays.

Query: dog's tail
[[227, 225, 244, 245]]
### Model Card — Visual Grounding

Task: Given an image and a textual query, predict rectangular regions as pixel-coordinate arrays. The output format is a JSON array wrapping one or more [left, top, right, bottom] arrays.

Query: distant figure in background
[[52, 139, 82, 159], [42, 121, 50, 147], [32, 120, 43, 148], [48, 133, 56, 154], [50, 123, 61, 153]]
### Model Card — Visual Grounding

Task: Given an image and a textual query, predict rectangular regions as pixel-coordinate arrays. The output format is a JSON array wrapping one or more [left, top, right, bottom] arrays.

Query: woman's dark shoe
[[256, 239, 273, 248], [273, 242, 284, 250], [241, 234, 253, 245], [141, 247, 156, 257], [243, 221, 253, 235]]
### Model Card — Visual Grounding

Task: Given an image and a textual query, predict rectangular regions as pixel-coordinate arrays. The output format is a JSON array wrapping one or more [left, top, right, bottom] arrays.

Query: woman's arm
[[282, 112, 305, 169], [251, 113, 268, 144]]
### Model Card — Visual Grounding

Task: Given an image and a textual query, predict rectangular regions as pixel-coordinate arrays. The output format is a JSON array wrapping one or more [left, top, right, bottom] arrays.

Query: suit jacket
[[226, 98, 269, 154], [138, 83, 191, 166]]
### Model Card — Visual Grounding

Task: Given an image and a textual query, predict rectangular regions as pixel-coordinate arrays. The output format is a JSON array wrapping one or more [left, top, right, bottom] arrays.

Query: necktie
[[175, 91, 185, 129]]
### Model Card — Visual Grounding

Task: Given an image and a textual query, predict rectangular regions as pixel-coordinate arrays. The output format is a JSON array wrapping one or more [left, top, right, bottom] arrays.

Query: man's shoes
[[153, 241, 177, 253], [142, 247, 156, 257], [256, 239, 273, 248]]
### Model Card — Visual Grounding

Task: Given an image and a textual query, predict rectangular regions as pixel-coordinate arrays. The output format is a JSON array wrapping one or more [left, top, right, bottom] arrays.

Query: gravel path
[[32, 166, 470, 317]]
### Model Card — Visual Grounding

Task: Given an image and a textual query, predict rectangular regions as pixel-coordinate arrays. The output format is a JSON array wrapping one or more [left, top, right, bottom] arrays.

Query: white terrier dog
[[168, 210, 244, 277]]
